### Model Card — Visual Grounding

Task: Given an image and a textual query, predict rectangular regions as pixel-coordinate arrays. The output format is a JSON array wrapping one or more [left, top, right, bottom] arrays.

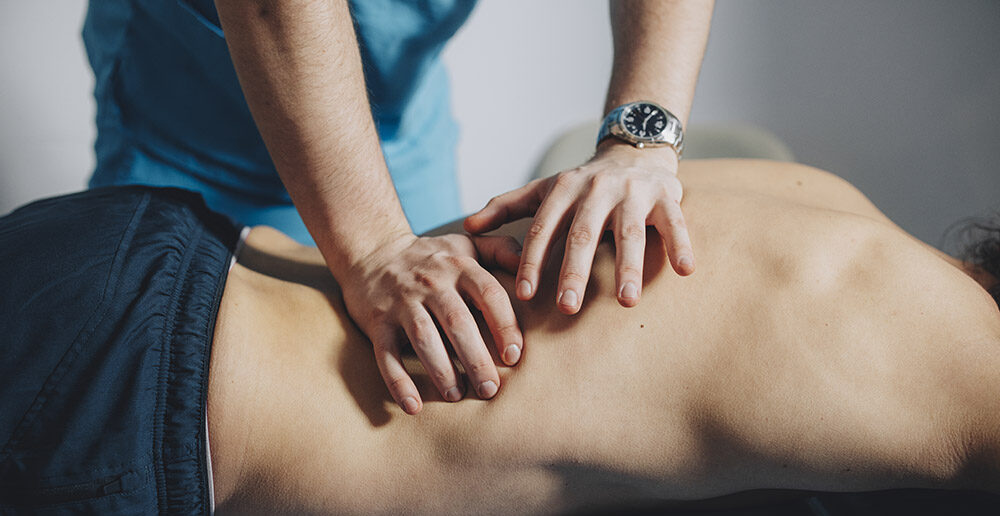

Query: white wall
[[2, 1, 998, 249], [444, 0, 613, 215], [0, 1, 94, 210]]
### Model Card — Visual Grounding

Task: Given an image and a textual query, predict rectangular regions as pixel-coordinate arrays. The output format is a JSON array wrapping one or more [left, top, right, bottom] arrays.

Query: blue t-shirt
[[83, 0, 476, 242]]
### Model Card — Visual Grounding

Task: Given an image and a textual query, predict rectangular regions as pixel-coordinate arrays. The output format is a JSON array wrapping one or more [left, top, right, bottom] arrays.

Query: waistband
[[153, 190, 236, 514], [0, 186, 238, 514]]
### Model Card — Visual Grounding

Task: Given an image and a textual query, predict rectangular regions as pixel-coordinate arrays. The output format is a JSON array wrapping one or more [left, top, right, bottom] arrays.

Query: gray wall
[[696, 1, 1000, 248], [446, 0, 1000, 249], [2, 1, 998, 250]]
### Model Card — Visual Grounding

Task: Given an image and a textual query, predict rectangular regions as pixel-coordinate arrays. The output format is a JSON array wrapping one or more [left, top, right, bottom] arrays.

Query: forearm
[[604, 0, 713, 126], [215, 0, 412, 277]]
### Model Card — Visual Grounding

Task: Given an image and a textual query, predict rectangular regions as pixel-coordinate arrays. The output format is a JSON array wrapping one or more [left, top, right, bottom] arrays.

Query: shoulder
[[679, 159, 894, 225]]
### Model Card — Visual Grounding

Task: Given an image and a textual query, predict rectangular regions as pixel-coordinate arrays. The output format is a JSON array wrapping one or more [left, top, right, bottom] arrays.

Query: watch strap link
[[596, 105, 627, 146], [596, 101, 684, 157]]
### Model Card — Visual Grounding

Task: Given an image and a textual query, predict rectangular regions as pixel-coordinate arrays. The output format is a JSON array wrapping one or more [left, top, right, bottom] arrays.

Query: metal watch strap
[[596, 101, 684, 157], [596, 105, 628, 146]]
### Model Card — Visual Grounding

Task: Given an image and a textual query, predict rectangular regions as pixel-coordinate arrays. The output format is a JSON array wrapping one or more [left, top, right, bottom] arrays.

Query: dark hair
[[956, 213, 1000, 308]]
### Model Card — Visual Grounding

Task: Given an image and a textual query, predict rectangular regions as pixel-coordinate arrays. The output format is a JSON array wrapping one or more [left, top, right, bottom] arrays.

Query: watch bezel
[[608, 101, 684, 154], [620, 102, 670, 141], [597, 100, 685, 156]]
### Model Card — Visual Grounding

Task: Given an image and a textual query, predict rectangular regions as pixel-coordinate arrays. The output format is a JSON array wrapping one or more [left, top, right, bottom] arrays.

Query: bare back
[[207, 160, 1000, 515]]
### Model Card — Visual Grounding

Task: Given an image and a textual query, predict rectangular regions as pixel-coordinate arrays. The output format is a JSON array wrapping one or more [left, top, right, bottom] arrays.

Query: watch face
[[622, 103, 668, 140]]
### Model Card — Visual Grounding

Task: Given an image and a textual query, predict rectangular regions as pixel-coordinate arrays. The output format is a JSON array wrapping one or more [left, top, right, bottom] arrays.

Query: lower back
[[210, 161, 1000, 513]]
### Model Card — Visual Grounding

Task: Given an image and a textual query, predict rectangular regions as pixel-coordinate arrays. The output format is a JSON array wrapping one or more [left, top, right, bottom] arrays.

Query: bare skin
[[207, 160, 1000, 515], [465, 0, 715, 313], [216, 0, 713, 413], [216, 0, 522, 413]]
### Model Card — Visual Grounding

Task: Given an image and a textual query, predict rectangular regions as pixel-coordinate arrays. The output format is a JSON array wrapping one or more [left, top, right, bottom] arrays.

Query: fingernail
[[478, 380, 498, 399], [444, 387, 462, 402], [401, 396, 419, 414], [558, 289, 578, 308], [517, 280, 532, 298], [504, 344, 521, 365], [679, 256, 693, 269], [620, 281, 638, 300]]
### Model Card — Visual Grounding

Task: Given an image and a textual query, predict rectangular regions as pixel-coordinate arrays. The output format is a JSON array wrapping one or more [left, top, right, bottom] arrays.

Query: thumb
[[470, 235, 522, 273], [464, 179, 547, 234]]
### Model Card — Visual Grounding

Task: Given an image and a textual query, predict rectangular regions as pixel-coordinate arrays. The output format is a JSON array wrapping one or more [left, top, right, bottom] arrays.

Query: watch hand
[[643, 113, 654, 130]]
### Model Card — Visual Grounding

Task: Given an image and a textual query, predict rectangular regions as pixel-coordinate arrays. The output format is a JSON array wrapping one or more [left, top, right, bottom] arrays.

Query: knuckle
[[668, 212, 688, 228], [554, 172, 575, 187], [621, 223, 647, 241], [409, 338, 432, 353], [401, 283, 425, 298], [479, 282, 508, 304], [459, 255, 479, 269], [385, 375, 410, 393], [412, 270, 436, 289], [550, 174, 576, 195], [495, 322, 520, 340], [430, 247, 452, 260], [518, 260, 539, 276], [655, 181, 671, 197], [619, 265, 643, 278], [444, 254, 466, 269], [443, 308, 470, 329], [561, 269, 589, 284], [589, 172, 614, 189], [526, 221, 547, 238], [410, 317, 434, 340], [465, 359, 495, 377], [567, 227, 595, 247], [623, 177, 644, 192], [410, 328, 434, 351], [431, 369, 453, 384], [369, 307, 391, 326], [371, 338, 391, 354]]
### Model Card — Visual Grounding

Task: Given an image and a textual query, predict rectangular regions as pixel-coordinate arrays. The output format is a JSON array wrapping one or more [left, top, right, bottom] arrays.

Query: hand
[[464, 142, 694, 314], [340, 233, 523, 414]]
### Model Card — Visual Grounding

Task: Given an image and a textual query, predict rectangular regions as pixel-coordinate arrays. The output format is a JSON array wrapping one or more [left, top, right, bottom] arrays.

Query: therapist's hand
[[464, 141, 695, 315], [340, 233, 523, 415]]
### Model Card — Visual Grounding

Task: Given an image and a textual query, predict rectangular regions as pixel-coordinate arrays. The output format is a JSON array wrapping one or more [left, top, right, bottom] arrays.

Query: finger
[[613, 201, 648, 307], [459, 266, 523, 366], [516, 175, 578, 301], [400, 305, 464, 402], [651, 199, 696, 276], [428, 292, 501, 399], [557, 193, 615, 314], [371, 325, 422, 414], [471, 235, 522, 273], [464, 179, 547, 234]]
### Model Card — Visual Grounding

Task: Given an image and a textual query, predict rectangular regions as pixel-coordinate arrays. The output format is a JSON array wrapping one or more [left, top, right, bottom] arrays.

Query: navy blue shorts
[[0, 186, 239, 514]]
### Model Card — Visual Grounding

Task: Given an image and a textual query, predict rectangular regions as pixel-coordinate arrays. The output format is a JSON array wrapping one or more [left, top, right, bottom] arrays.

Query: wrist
[[327, 226, 416, 284], [356, 227, 415, 266], [595, 138, 680, 168]]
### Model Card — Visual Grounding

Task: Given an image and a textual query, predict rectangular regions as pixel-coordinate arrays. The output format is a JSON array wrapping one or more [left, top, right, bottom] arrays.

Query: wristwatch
[[597, 101, 684, 157]]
